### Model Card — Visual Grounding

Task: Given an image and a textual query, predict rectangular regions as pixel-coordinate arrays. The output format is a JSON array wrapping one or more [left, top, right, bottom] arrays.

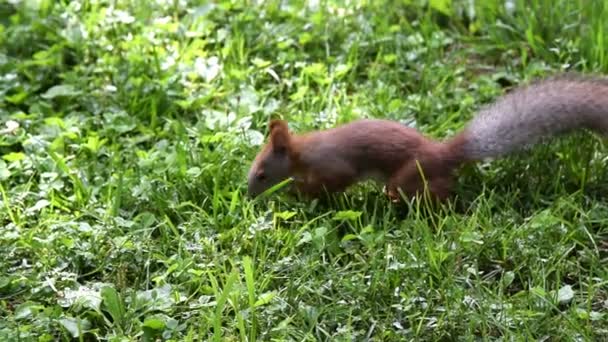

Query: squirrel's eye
[[256, 172, 266, 181]]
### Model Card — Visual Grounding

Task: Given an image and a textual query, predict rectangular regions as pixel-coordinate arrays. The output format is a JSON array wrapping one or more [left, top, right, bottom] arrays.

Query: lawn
[[1, 0, 608, 340]]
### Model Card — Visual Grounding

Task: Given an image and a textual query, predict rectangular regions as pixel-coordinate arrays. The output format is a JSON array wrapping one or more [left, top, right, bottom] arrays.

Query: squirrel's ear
[[269, 120, 290, 154]]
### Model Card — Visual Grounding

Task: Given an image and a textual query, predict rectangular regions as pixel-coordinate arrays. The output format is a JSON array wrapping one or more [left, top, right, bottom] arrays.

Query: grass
[[1, 0, 607, 340]]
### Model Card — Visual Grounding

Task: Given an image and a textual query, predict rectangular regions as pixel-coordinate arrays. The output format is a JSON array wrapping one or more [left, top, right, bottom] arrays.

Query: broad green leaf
[[341, 234, 358, 242], [274, 210, 296, 220], [0, 160, 9, 180], [101, 286, 125, 322], [332, 210, 362, 221], [59, 285, 103, 311], [14, 303, 39, 320], [242, 129, 265, 146], [59, 317, 91, 338], [459, 231, 484, 245], [502, 271, 515, 287], [430, 0, 452, 16], [41, 84, 80, 99], [252, 57, 271, 68], [136, 284, 174, 311], [27, 199, 50, 213], [3, 152, 25, 162], [334, 63, 351, 78], [5, 91, 28, 104], [254, 291, 277, 307], [143, 316, 167, 330]]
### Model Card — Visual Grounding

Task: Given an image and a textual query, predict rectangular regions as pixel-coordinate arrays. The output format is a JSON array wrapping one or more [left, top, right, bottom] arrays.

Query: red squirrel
[[247, 73, 608, 202]]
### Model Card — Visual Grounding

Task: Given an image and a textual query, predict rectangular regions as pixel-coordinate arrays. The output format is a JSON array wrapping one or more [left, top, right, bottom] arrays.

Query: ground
[[1, 0, 607, 340]]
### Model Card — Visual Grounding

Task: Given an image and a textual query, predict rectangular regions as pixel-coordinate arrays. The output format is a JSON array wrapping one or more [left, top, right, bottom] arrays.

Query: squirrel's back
[[460, 74, 608, 160]]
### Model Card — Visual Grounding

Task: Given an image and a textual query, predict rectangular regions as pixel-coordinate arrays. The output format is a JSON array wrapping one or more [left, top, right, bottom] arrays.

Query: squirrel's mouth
[[249, 177, 296, 199]]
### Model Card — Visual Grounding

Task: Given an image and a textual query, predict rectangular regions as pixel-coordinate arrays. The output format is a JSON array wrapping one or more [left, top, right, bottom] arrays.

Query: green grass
[[1, 0, 608, 340]]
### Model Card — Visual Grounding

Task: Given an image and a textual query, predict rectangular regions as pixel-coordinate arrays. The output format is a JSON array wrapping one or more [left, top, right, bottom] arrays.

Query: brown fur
[[247, 118, 464, 202], [247, 73, 608, 203]]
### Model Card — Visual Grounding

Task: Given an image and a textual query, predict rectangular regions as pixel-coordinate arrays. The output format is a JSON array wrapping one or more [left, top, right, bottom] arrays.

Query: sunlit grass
[[0, 0, 607, 340]]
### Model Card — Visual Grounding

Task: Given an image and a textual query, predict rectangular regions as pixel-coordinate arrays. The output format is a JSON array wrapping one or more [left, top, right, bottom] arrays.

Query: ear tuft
[[269, 120, 290, 154], [269, 119, 287, 131]]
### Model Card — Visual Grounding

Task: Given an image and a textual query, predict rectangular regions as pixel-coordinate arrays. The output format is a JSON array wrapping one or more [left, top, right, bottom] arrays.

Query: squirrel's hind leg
[[385, 161, 423, 202], [386, 160, 453, 203]]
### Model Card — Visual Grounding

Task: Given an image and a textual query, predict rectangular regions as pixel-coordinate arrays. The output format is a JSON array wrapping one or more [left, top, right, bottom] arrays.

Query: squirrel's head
[[247, 120, 294, 198]]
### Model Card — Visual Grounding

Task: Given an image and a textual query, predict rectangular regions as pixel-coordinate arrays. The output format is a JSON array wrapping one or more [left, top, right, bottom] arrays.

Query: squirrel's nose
[[247, 180, 260, 198], [247, 188, 258, 198], [246, 171, 257, 198]]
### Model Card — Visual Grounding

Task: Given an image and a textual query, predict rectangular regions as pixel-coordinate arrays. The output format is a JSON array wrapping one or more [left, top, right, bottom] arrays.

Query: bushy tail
[[459, 74, 608, 161]]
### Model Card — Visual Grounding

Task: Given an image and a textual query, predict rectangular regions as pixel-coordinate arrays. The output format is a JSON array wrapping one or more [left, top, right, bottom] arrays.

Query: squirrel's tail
[[455, 74, 608, 161]]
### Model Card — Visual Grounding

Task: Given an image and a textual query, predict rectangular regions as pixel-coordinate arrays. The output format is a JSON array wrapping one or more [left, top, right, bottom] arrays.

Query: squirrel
[[247, 73, 608, 202]]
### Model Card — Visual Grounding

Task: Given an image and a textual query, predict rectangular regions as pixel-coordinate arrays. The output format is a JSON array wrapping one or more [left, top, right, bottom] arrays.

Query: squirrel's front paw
[[384, 186, 402, 203]]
